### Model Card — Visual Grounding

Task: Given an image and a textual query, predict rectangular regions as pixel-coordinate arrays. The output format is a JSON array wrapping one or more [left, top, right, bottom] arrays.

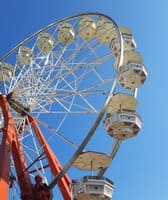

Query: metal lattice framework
[[0, 12, 147, 200]]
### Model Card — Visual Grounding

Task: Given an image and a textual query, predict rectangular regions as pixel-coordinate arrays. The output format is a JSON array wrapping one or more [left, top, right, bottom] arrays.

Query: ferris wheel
[[0, 13, 147, 200]]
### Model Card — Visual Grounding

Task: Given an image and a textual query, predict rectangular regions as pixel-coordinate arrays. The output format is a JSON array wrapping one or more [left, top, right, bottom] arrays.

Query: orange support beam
[[0, 94, 14, 199], [0, 138, 10, 200], [0, 94, 33, 200], [0, 94, 71, 199], [29, 116, 71, 200]]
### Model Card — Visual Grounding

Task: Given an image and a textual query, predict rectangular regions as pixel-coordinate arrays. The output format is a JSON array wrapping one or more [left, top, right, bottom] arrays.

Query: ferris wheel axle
[[7, 92, 30, 116]]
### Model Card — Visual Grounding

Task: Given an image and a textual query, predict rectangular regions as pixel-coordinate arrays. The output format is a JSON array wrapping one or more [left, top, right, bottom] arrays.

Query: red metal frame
[[0, 94, 71, 200], [29, 115, 71, 199]]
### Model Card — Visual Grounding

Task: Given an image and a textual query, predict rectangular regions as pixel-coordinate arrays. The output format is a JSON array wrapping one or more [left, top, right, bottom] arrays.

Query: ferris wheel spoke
[[25, 77, 113, 114], [56, 71, 98, 112], [7, 46, 114, 115], [31, 70, 105, 113]]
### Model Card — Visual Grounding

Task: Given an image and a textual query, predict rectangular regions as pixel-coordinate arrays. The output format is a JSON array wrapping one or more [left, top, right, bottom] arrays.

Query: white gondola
[[78, 16, 96, 40], [37, 32, 54, 53], [17, 46, 34, 65], [118, 51, 147, 89], [105, 93, 138, 114], [111, 27, 136, 57], [96, 18, 116, 45], [120, 27, 136, 50], [73, 151, 111, 171], [71, 176, 114, 200], [0, 62, 13, 80], [122, 50, 142, 64], [104, 110, 142, 140], [58, 23, 75, 44]]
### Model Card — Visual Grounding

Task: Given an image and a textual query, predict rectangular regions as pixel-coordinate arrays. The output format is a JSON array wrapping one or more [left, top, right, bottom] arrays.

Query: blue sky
[[0, 0, 167, 199]]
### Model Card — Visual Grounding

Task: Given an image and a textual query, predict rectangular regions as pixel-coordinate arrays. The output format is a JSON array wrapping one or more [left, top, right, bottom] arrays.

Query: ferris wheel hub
[[7, 92, 30, 116]]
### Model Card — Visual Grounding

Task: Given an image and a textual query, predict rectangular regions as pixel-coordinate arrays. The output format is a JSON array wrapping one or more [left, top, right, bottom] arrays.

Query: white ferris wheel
[[0, 12, 147, 200]]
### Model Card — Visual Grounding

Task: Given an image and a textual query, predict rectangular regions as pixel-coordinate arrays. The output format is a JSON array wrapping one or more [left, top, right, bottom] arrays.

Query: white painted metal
[[104, 111, 142, 139], [71, 176, 114, 200], [0, 13, 126, 199]]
